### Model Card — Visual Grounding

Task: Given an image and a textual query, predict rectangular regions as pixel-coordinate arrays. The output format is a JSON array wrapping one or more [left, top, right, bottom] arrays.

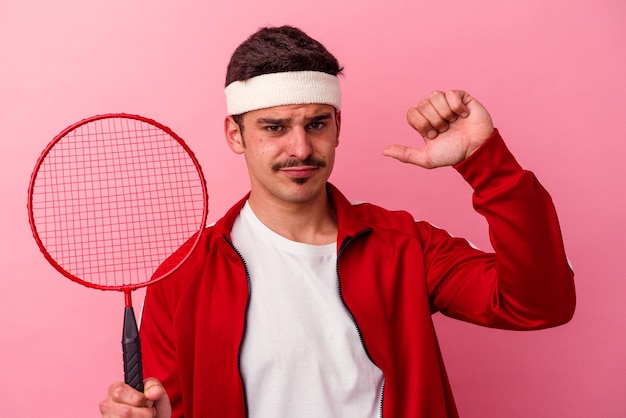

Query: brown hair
[[225, 25, 344, 87]]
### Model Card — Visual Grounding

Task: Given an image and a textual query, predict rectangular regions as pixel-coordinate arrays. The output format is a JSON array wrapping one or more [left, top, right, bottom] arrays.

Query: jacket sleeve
[[141, 273, 185, 417], [425, 129, 575, 330]]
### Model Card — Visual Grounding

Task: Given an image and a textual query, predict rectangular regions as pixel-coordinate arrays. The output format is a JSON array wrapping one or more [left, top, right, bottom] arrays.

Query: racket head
[[27, 113, 208, 291]]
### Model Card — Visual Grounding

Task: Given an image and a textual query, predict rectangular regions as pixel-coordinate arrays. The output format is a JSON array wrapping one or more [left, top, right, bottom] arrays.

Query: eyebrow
[[255, 112, 333, 126]]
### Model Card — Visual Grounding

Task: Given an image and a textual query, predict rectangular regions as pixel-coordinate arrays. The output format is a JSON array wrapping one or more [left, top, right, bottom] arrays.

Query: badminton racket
[[27, 113, 208, 392]]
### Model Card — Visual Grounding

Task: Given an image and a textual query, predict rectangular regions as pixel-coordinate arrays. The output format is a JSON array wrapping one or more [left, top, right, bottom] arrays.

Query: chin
[[291, 177, 310, 186], [283, 179, 327, 202]]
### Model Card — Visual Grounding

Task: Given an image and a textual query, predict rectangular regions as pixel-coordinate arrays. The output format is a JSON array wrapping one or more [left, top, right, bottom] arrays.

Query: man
[[100, 25, 575, 417]]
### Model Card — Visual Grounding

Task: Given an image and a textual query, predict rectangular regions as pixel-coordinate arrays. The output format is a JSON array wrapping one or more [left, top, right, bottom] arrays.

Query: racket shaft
[[122, 306, 144, 392]]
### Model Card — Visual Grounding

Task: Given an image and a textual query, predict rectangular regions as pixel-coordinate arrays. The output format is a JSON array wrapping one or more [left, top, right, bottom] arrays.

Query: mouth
[[280, 165, 320, 178], [272, 157, 326, 184], [272, 158, 326, 180]]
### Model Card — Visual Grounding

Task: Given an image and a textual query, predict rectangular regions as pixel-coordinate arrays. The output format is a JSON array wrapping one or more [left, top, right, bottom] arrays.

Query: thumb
[[382, 144, 432, 168], [143, 378, 172, 418]]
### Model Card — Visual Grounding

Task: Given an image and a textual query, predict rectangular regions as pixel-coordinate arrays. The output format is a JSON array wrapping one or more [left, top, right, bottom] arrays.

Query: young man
[[100, 25, 575, 417]]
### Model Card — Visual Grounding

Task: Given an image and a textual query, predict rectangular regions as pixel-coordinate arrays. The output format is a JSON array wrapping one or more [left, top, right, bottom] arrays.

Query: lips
[[280, 166, 320, 179], [272, 157, 326, 178]]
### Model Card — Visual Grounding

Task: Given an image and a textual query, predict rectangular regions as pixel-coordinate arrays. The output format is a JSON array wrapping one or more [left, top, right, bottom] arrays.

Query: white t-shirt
[[231, 202, 384, 417]]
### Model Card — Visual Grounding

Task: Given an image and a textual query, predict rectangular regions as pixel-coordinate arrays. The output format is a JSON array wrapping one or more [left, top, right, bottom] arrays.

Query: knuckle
[[117, 404, 136, 418], [98, 399, 109, 414], [406, 107, 417, 124], [406, 108, 427, 129], [118, 407, 131, 418], [416, 99, 430, 111], [430, 90, 444, 99], [110, 383, 125, 400]]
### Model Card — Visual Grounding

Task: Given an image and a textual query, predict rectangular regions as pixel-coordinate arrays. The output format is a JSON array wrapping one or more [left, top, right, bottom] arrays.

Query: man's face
[[225, 103, 340, 206]]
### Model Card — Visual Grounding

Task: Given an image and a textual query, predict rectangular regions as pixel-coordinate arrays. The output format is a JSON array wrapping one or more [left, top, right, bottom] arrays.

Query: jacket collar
[[326, 183, 373, 240], [214, 183, 371, 243]]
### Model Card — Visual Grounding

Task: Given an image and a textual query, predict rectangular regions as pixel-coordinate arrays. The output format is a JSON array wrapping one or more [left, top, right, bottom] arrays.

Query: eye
[[265, 125, 283, 133], [308, 121, 326, 130]]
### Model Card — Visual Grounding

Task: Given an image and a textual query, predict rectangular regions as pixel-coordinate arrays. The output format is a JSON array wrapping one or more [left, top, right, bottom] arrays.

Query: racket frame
[[27, 113, 208, 292], [27, 113, 208, 392]]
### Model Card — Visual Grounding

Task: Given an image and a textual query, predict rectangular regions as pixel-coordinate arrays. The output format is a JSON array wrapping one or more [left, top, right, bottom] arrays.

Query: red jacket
[[140, 130, 575, 417]]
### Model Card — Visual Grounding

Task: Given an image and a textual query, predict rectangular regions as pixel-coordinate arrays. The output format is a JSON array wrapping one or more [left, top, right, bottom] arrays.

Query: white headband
[[224, 71, 341, 115]]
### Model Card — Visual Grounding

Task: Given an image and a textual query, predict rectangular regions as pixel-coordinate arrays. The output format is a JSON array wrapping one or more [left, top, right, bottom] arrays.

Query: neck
[[247, 189, 337, 245]]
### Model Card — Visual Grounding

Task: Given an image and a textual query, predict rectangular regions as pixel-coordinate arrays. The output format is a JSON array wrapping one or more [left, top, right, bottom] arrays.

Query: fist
[[383, 90, 494, 168]]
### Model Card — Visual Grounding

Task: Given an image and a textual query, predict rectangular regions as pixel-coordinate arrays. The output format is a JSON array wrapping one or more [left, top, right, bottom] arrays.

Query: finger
[[429, 90, 459, 126], [108, 381, 148, 407], [99, 402, 156, 418], [445, 90, 470, 118], [408, 90, 459, 139], [407, 105, 439, 139]]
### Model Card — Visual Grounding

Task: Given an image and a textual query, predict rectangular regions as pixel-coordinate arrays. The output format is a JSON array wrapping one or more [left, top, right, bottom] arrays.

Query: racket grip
[[122, 306, 144, 392]]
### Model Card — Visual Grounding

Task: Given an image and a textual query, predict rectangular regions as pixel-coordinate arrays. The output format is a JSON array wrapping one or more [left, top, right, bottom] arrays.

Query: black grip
[[122, 306, 144, 392]]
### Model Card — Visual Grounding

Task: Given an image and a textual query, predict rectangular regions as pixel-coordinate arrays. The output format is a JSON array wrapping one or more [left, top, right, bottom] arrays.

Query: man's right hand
[[99, 378, 172, 417]]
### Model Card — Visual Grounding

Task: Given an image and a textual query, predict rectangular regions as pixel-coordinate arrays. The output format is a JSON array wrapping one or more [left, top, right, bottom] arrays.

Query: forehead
[[244, 103, 336, 123]]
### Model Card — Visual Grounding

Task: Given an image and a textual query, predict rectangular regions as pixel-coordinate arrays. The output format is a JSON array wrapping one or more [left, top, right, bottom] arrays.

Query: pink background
[[1, 0, 624, 416]]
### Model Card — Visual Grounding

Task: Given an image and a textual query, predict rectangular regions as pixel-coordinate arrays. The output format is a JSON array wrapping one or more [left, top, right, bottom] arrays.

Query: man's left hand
[[383, 90, 494, 168]]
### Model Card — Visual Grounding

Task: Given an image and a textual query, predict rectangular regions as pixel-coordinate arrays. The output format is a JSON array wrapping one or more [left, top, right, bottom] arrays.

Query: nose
[[287, 127, 313, 160]]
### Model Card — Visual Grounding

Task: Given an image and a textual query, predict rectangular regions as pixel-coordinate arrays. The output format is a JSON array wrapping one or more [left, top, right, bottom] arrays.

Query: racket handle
[[122, 306, 144, 392]]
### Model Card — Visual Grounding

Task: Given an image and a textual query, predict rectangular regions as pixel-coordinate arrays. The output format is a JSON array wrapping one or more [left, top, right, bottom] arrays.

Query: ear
[[224, 116, 245, 154]]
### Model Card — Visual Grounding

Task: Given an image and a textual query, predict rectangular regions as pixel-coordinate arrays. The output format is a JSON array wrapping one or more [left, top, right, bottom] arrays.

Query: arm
[[384, 90, 575, 329], [139, 279, 185, 416], [99, 230, 200, 417], [427, 130, 575, 328], [99, 270, 182, 417]]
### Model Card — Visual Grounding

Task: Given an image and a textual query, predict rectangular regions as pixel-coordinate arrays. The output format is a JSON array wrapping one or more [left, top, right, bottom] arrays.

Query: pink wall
[[1, 0, 624, 416]]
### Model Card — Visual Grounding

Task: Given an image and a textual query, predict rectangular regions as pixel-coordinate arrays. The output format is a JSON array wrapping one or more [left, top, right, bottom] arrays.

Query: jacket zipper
[[227, 230, 384, 417], [337, 230, 385, 418], [224, 234, 251, 418]]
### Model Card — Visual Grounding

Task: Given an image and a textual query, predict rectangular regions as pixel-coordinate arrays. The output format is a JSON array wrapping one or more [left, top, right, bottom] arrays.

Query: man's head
[[223, 26, 344, 206]]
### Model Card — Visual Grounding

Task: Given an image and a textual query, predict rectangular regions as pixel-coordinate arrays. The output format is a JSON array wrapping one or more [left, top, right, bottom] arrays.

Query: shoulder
[[146, 206, 242, 298], [329, 184, 436, 240], [351, 200, 418, 229]]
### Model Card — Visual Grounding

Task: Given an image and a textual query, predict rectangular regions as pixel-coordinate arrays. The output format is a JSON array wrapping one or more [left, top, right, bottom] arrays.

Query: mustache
[[272, 157, 327, 171]]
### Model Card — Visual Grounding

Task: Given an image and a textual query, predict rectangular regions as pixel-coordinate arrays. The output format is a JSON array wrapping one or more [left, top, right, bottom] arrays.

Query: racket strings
[[30, 117, 206, 288]]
